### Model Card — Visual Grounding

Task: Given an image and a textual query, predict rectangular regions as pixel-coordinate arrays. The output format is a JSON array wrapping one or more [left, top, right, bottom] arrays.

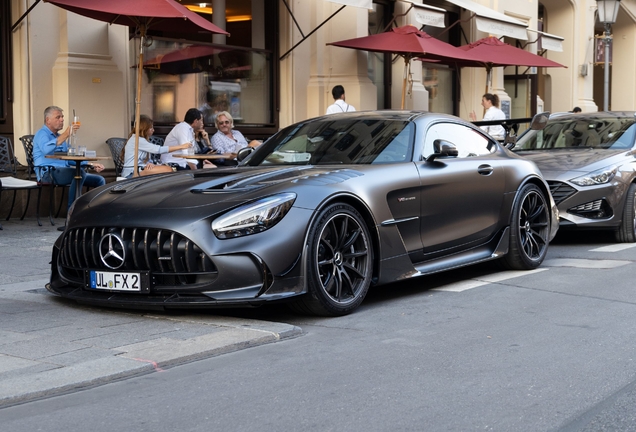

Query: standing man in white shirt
[[325, 85, 356, 115], [161, 108, 200, 170]]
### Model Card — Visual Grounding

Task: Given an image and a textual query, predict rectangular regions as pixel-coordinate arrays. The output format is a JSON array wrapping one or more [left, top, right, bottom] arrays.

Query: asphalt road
[[2, 231, 636, 431]]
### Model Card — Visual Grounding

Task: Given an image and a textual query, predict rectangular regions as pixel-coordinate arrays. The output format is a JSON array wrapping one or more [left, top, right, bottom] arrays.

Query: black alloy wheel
[[293, 203, 373, 316], [501, 183, 550, 270], [615, 183, 636, 243]]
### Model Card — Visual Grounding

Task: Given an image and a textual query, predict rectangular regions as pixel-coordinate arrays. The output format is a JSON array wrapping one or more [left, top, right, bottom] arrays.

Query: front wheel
[[615, 183, 636, 243], [292, 203, 373, 316], [501, 184, 550, 270]]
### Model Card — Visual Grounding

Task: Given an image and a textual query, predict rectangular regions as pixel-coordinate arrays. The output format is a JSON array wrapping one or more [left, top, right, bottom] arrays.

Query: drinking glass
[[72, 115, 80, 135]]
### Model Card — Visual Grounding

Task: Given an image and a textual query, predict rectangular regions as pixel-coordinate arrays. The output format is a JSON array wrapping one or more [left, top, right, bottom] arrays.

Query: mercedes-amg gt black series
[[48, 111, 558, 316], [513, 111, 636, 242]]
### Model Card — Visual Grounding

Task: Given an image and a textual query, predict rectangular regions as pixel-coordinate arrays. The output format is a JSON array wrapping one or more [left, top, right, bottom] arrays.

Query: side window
[[423, 123, 496, 159]]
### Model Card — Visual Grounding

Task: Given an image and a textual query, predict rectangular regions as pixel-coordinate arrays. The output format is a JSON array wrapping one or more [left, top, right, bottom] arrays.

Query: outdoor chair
[[149, 135, 165, 164], [19, 135, 67, 226], [0, 136, 41, 228], [106, 137, 127, 180]]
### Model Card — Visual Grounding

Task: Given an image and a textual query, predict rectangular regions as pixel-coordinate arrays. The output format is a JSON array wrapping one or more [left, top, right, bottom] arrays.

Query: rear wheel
[[615, 183, 636, 243], [292, 203, 373, 316], [501, 184, 550, 270]]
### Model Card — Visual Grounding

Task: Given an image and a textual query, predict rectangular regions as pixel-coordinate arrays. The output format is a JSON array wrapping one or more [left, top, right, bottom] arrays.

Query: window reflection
[[134, 39, 272, 127]]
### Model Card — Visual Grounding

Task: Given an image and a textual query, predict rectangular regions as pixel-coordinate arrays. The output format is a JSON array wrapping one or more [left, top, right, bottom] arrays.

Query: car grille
[[568, 199, 612, 219], [58, 227, 218, 287], [547, 181, 577, 205]]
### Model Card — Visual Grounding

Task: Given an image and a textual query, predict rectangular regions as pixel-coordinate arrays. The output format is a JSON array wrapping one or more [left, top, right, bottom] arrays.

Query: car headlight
[[212, 193, 296, 239], [570, 166, 618, 186]]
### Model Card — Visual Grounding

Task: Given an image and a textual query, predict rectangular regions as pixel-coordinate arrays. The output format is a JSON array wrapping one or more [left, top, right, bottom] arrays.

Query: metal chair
[[105, 137, 127, 178], [149, 135, 165, 146], [0, 136, 42, 227], [19, 135, 67, 226], [149, 135, 165, 164]]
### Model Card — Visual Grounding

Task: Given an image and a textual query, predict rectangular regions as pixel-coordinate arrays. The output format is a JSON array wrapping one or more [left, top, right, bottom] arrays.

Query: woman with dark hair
[[469, 93, 506, 139], [121, 115, 191, 178]]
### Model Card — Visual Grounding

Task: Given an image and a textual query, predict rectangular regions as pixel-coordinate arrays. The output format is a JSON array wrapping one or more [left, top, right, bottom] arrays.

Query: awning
[[408, 2, 446, 29], [444, 0, 528, 40], [527, 29, 564, 52], [280, 0, 373, 60]]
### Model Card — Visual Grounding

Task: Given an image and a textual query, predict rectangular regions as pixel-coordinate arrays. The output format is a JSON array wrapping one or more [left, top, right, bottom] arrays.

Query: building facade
[[3, 0, 634, 173]]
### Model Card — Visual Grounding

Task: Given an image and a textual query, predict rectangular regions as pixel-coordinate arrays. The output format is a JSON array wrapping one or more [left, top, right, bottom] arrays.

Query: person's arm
[[149, 141, 189, 154], [86, 163, 105, 173], [56, 125, 76, 146], [33, 129, 64, 170]]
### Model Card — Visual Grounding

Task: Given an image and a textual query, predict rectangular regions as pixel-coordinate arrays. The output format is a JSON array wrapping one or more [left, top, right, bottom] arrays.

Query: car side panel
[[417, 156, 505, 254]]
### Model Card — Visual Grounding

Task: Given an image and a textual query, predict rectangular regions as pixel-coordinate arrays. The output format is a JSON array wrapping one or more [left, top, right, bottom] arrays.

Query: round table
[[46, 154, 110, 200]]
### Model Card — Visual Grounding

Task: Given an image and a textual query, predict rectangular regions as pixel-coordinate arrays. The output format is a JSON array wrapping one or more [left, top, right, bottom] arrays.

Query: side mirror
[[530, 112, 550, 131], [426, 139, 458, 162], [505, 112, 551, 150], [237, 146, 254, 162]]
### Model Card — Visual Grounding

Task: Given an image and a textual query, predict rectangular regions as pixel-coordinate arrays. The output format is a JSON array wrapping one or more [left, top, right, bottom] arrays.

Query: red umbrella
[[328, 25, 481, 109], [43, 0, 229, 176], [459, 36, 566, 92], [419, 36, 566, 99], [460, 36, 566, 69]]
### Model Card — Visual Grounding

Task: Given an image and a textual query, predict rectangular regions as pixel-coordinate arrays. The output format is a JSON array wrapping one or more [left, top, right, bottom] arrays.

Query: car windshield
[[515, 117, 636, 151], [246, 118, 414, 166]]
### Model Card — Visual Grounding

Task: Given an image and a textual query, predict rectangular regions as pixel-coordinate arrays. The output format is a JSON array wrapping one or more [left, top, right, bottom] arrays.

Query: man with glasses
[[210, 111, 260, 165], [160, 108, 201, 170]]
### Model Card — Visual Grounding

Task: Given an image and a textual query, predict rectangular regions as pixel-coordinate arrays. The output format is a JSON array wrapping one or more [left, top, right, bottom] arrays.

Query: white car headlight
[[212, 193, 296, 239], [570, 166, 618, 186]]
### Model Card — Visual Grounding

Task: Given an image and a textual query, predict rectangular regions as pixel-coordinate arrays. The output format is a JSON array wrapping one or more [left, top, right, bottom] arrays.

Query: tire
[[500, 183, 550, 270], [293, 203, 373, 316], [615, 183, 636, 243]]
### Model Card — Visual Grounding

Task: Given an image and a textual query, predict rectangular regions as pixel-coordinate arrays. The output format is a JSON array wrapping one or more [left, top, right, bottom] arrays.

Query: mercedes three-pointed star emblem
[[99, 233, 126, 269]]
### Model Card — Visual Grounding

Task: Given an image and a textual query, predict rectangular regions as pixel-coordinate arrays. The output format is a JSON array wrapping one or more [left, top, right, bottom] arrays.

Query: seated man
[[33, 106, 105, 212], [210, 111, 261, 165], [160, 108, 201, 171]]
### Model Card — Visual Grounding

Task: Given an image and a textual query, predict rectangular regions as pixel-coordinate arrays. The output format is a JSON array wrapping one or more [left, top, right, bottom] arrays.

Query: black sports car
[[47, 111, 558, 316], [513, 111, 636, 242]]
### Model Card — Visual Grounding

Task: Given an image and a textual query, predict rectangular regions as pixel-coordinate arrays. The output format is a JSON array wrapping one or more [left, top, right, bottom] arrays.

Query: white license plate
[[89, 270, 143, 292]]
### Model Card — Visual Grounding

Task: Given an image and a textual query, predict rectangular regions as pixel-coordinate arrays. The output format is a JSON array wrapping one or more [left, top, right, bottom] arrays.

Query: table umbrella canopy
[[328, 25, 482, 108], [328, 25, 478, 62], [44, 0, 228, 35], [43, 0, 228, 176], [418, 36, 566, 96], [459, 36, 566, 69]]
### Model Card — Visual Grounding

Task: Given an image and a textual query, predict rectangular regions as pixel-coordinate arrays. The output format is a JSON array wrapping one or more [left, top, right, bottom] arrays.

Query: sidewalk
[[0, 219, 301, 407]]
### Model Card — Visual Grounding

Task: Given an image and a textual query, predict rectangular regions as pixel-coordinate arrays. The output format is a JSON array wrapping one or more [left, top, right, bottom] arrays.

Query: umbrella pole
[[133, 24, 146, 177], [401, 57, 409, 110], [486, 68, 491, 94]]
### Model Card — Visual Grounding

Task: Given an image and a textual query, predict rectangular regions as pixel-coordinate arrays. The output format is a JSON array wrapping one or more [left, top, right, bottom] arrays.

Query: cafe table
[[46, 154, 110, 200]]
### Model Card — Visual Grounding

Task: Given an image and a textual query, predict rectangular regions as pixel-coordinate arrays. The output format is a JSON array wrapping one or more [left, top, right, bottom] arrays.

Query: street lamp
[[596, 0, 621, 111]]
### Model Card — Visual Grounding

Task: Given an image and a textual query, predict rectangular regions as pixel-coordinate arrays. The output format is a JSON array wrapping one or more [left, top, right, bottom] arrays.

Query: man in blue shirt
[[33, 106, 106, 213]]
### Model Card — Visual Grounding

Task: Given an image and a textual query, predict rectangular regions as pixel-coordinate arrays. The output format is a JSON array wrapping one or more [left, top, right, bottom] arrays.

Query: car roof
[[549, 111, 636, 121], [311, 110, 461, 123]]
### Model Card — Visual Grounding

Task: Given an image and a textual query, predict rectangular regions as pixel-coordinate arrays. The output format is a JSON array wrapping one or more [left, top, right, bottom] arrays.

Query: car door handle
[[477, 164, 494, 175]]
